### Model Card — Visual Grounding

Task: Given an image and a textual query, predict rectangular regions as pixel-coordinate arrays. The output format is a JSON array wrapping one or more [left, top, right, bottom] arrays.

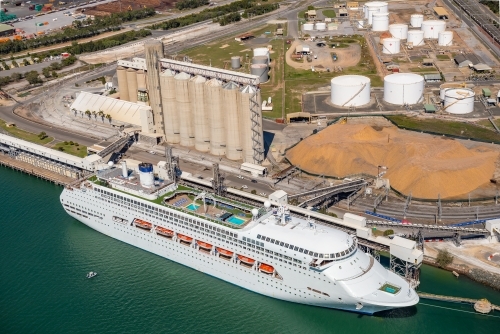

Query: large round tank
[[136, 69, 146, 90], [303, 23, 314, 31], [126, 68, 138, 103], [189, 75, 210, 152], [389, 24, 408, 39], [316, 22, 326, 30], [384, 73, 424, 105], [421, 20, 446, 39], [439, 83, 469, 100], [407, 30, 424, 46], [379, 31, 392, 43], [138, 163, 154, 187], [365, 1, 388, 24], [205, 79, 226, 156], [252, 56, 268, 65], [444, 89, 475, 114], [251, 64, 269, 84], [253, 47, 270, 63], [367, 7, 380, 24], [240, 85, 262, 163], [330, 75, 371, 107], [438, 31, 453, 46], [372, 12, 389, 32], [231, 56, 241, 69], [174, 72, 194, 147], [117, 66, 129, 101], [160, 69, 180, 144], [223, 82, 242, 161], [410, 14, 424, 28], [382, 38, 401, 54]]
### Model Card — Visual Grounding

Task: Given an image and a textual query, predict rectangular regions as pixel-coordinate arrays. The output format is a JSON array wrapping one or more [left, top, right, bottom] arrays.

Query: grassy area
[[386, 115, 500, 142], [321, 9, 336, 18], [52, 141, 87, 158], [436, 54, 450, 61], [0, 119, 53, 145]]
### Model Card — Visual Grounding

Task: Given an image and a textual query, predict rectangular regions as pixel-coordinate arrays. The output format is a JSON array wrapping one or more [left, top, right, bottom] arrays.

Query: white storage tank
[[365, 1, 388, 23], [439, 83, 466, 100], [410, 14, 424, 28], [303, 23, 314, 31], [231, 56, 241, 69], [330, 75, 371, 107], [252, 56, 268, 65], [421, 20, 446, 39], [367, 7, 380, 24], [372, 12, 389, 32], [407, 30, 424, 46], [438, 31, 453, 46], [382, 38, 400, 54], [444, 88, 475, 114], [389, 24, 408, 39], [251, 64, 269, 83], [253, 47, 270, 63], [315, 22, 326, 30], [383, 73, 424, 105]]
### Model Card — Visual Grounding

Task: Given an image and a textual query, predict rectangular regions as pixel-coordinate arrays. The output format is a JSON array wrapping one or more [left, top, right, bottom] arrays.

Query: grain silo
[[117, 66, 129, 101], [145, 40, 164, 134], [189, 75, 210, 152], [252, 56, 269, 66], [205, 78, 226, 156], [136, 70, 146, 90], [175, 72, 195, 147], [330, 75, 371, 107], [251, 64, 269, 83], [160, 69, 180, 144], [126, 68, 138, 103], [223, 81, 242, 161], [231, 56, 241, 69], [383, 73, 424, 105], [240, 85, 262, 163]]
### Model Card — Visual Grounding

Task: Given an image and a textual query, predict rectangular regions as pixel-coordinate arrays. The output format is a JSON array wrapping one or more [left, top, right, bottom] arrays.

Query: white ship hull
[[60, 186, 418, 315]]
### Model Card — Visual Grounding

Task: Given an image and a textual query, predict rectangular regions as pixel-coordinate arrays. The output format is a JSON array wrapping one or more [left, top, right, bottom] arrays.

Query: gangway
[[365, 219, 490, 235], [297, 180, 366, 207], [97, 135, 132, 158], [289, 179, 365, 199]]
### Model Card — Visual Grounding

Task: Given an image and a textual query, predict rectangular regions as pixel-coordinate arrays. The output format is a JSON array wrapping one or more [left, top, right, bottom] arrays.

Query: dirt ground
[[286, 119, 500, 199], [285, 40, 360, 71]]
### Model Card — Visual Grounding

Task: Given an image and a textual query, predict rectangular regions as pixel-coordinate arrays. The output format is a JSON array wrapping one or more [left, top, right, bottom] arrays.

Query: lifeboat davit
[[259, 263, 274, 274], [156, 226, 174, 236], [177, 234, 193, 243], [134, 219, 152, 229], [238, 255, 255, 265], [217, 247, 233, 257], [197, 240, 212, 250]]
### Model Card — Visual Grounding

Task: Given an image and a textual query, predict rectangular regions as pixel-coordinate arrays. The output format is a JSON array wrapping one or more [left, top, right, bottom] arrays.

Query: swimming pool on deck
[[186, 203, 200, 211], [227, 216, 246, 225]]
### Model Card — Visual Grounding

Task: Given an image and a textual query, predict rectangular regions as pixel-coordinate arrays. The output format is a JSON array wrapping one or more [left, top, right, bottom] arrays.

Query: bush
[[69, 141, 74, 145], [58, 147, 64, 151], [436, 249, 454, 268], [383, 229, 394, 236], [251, 190, 257, 194]]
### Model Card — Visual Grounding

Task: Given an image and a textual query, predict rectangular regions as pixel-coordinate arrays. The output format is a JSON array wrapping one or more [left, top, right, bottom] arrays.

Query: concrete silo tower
[[174, 72, 195, 147], [223, 81, 242, 161], [117, 66, 129, 101], [160, 69, 179, 144], [144, 40, 165, 136], [205, 78, 226, 157], [189, 75, 210, 152]]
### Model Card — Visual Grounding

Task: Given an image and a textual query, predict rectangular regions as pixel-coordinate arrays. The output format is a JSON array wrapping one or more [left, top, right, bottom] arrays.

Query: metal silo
[[231, 56, 241, 69], [117, 66, 129, 101], [136, 70, 146, 90], [252, 56, 269, 66], [144, 40, 165, 135], [240, 85, 264, 163], [251, 64, 269, 84], [223, 81, 242, 161], [160, 69, 179, 143], [175, 72, 194, 147], [126, 68, 138, 103], [189, 75, 210, 152], [205, 79, 225, 156]]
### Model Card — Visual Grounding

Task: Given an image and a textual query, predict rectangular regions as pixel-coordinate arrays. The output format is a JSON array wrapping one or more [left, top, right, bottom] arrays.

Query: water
[[227, 216, 246, 225], [1, 167, 500, 333], [186, 203, 199, 211]]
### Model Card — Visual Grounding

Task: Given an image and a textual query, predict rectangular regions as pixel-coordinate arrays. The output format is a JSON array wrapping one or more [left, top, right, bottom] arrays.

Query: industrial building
[[0, 24, 15, 37], [113, 41, 265, 164]]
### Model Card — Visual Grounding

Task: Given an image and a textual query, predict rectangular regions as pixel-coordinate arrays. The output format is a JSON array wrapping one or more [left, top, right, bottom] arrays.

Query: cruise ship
[[60, 161, 419, 314]]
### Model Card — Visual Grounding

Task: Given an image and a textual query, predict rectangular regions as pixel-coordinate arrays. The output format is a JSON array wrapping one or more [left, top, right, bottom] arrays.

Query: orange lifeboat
[[177, 234, 193, 243], [156, 226, 174, 237], [197, 240, 212, 250], [238, 255, 255, 265], [134, 219, 152, 230], [259, 263, 274, 274], [216, 247, 233, 257]]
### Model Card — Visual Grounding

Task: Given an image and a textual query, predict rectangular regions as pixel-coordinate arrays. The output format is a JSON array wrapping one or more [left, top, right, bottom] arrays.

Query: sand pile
[[286, 123, 500, 199]]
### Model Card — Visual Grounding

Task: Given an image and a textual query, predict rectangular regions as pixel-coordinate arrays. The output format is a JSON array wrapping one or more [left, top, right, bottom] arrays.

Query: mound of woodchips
[[286, 123, 500, 199]]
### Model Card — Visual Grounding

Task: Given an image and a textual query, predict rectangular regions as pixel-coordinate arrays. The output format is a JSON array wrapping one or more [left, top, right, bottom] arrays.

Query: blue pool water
[[186, 203, 199, 211], [227, 216, 246, 225]]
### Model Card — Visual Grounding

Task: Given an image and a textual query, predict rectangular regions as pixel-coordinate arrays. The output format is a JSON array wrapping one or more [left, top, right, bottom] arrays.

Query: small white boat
[[86, 271, 97, 279]]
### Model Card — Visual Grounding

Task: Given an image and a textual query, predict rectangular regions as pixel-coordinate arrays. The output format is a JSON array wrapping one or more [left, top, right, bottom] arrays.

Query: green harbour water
[[1, 166, 500, 333]]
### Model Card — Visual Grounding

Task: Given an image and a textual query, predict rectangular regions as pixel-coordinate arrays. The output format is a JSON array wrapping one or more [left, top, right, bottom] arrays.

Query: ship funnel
[[121, 161, 128, 178], [138, 162, 154, 187]]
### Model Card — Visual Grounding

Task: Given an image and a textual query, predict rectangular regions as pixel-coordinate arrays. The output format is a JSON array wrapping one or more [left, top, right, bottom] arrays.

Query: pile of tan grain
[[286, 123, 500, 199]]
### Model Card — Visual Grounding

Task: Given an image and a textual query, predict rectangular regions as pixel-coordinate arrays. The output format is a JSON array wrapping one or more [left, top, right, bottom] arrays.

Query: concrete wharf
[[418, 292, 500, 313]]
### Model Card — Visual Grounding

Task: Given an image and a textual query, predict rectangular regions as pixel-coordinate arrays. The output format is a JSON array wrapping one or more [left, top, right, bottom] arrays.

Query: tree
[[85, 110, 91, 119], [98, 110, 104, 122], [251, 189, 257, 194], [436, 249, 454, 268], [25, 71, 41, 85], [42, 67, 51, 78], [11, 60, 18, 68], [383, 229, 394, 236], [38, 131, 47, 140], [23, 59, 30, 66], [92, 111, 97, 120], [51, 71, 58, 78], [105, 114, 112, 124], [10, 72, 22, 81]]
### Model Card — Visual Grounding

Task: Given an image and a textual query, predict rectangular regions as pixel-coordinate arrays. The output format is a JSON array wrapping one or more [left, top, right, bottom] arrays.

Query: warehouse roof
[[454, 53, 482, 66], [473, 63, 492, 71], [0, 24, 14, 33], [433, 7, 449, 16]]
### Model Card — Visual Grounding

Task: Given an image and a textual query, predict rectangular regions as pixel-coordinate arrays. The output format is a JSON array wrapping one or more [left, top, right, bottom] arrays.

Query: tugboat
[[86, 271, 97, 279]]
